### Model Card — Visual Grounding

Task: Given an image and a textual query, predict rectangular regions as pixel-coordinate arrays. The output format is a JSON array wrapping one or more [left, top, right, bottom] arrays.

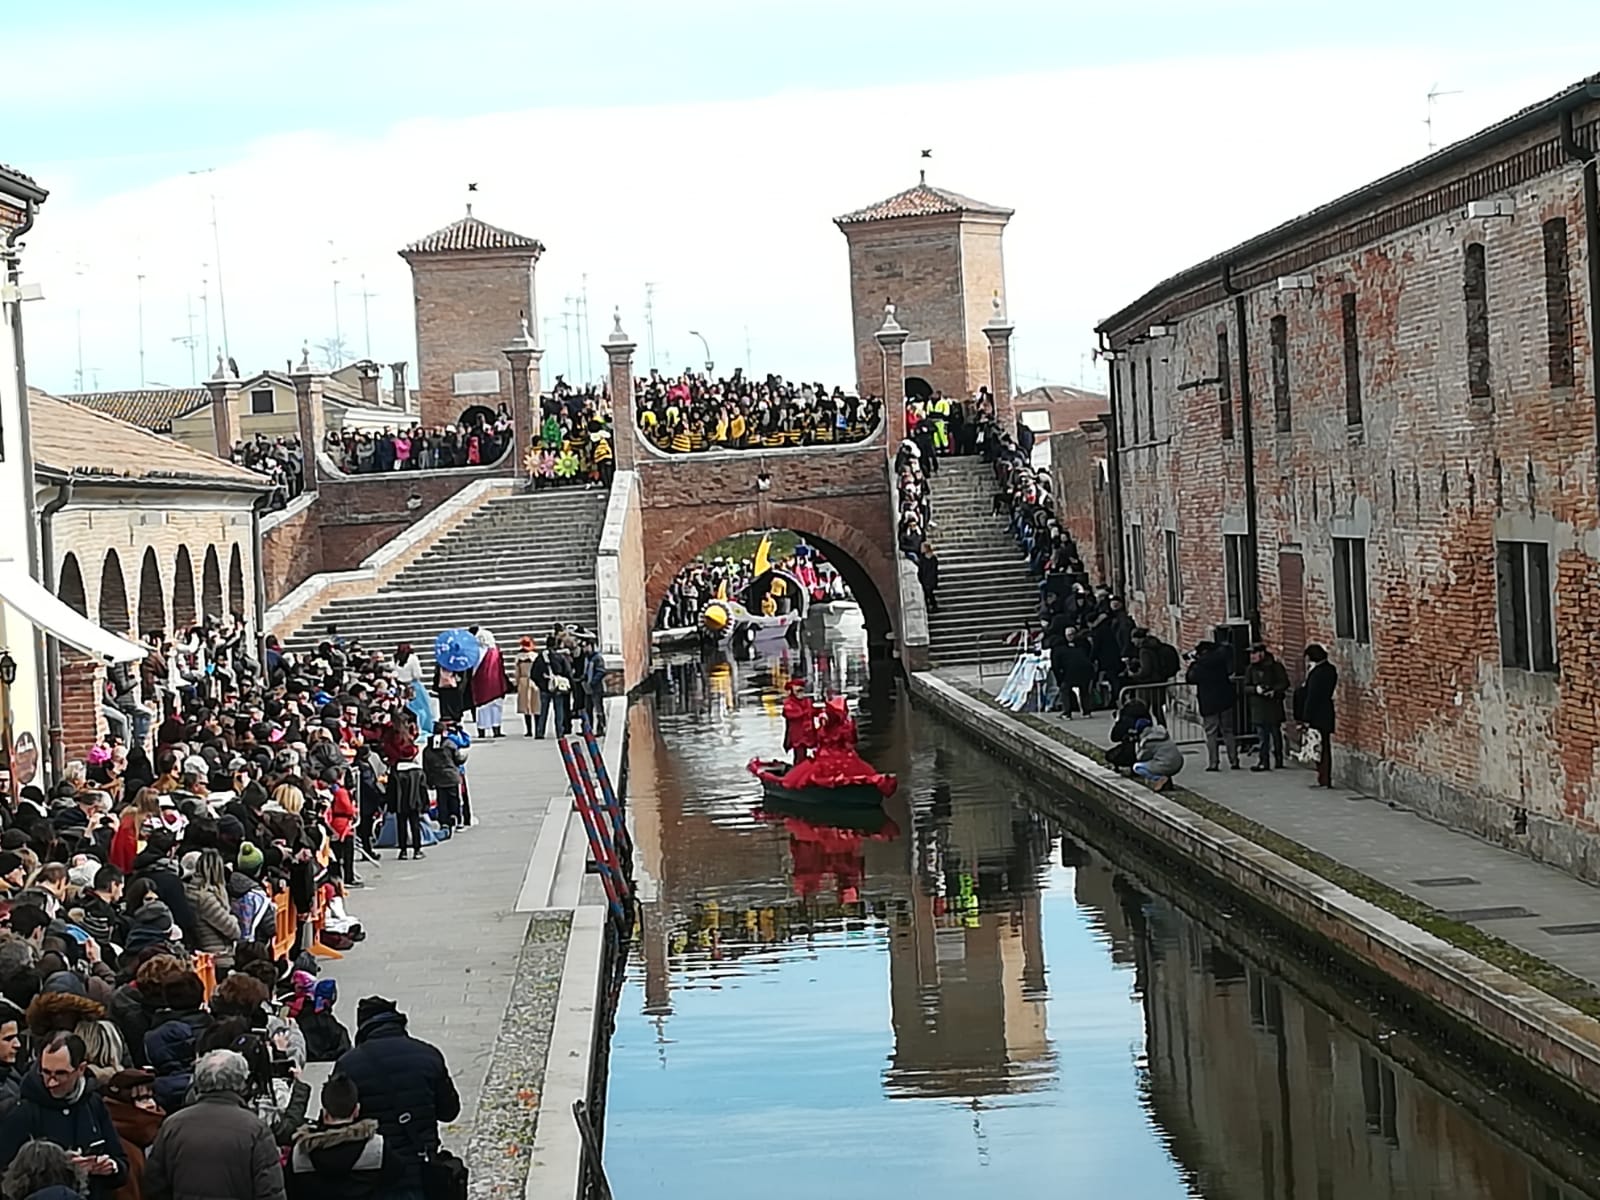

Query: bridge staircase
[[923, 456, 1040, 667], [283, 489, 608, 670]]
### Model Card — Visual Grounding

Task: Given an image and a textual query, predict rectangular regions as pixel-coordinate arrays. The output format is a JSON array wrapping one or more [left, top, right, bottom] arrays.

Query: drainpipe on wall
[[1560, 107, 1600, 476], [2, 198, 50, 773], [251, 494, 270, 669], [37, 478, 73, 783], [1222, 262, 1263, 642], [1097, 331, 1128, 596]]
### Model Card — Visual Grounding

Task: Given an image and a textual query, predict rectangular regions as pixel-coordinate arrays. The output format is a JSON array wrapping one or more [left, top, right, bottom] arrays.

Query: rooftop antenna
[[171, 293, 199, 385], [359, 273, 377, 360], [328, 241, 347, 368], [644, 282, 658, 370], [199, 263, 213, 372], [189, 168, 231, 363], [72, 262, 86, 392], [1426, 83, 1463, 152], [580, 274, 592, 385], [135, 269, 147, 387]]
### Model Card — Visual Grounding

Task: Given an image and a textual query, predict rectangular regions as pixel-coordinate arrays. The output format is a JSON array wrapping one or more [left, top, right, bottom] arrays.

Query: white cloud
[[17, 46, 1599, 398]]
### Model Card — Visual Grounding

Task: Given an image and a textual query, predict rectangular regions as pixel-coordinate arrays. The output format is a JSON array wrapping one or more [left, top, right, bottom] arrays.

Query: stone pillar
[[983, 297, 1017, 433], [504, 317, 543, 478], [874, 304, 909, 449], [290, 345, 327, 493], [203, 352, 240, 459], [603, 309, 638, 471], [356, 361, 381, 406]]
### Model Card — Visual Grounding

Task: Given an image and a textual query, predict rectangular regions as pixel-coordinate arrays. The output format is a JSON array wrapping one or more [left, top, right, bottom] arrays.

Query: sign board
[[452, 370, 501, 396], [903, 340, 933, 368]]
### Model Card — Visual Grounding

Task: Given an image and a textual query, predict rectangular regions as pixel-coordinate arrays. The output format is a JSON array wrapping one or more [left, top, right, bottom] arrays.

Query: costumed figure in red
[[761, 694, 896, 796], [782, 677, 819, 764]]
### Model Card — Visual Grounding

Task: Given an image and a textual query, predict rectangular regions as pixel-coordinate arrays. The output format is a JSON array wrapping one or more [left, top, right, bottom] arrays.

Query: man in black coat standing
[[1297, 644, 1339, 788], [334, 998, 460, 1200], [1186, 641, 1240, 771]]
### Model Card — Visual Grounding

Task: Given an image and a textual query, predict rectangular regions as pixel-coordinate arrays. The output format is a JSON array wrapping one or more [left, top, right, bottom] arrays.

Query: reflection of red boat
[[757, 803, 900, 902]]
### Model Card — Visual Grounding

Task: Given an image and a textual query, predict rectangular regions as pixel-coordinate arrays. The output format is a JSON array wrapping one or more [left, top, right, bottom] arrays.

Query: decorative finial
[[986, 291, 1010, 328], [878, 299, 903, 334], [297, 342, 312, 373], [212, 350, 226, 380], [919, 168, 926, 185], [520, 312, 532, 342], [606, 306, 631, 345], [467, 181, 477, 217]]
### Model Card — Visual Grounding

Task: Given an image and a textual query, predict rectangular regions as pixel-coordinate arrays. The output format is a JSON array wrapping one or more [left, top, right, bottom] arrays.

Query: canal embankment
[[909, 669, 1600, 1119]]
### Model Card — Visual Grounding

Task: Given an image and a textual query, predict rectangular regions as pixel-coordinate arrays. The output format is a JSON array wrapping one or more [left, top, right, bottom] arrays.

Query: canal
[[607, 616, 1600, 1198]]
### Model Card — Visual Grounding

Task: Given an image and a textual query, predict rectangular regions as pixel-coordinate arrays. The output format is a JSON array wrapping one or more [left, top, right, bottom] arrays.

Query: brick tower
[[400, 207, 545, 429], [835, 175, 1013, 403]]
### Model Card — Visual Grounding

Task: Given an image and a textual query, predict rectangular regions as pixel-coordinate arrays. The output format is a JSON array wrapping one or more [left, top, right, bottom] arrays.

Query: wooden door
[[1278, 549, 1306, 685]]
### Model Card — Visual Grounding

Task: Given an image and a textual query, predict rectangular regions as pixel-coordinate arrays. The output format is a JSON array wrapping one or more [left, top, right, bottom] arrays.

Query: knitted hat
[[236, 842, 265, 875], [355, 995, 399, 1028], [0, 852, 23, 878]]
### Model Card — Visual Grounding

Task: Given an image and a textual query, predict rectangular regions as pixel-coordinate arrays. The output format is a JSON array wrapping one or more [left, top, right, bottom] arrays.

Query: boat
[[747, 759, 890, 808]]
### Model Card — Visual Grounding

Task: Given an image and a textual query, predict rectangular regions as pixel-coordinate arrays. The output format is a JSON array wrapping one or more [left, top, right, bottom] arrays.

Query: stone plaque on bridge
[[903, 340, 932, 368], [453, 369, 502, 396]]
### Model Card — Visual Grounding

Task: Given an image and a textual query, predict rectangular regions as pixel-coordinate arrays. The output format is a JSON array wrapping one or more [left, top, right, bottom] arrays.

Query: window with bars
[[1224, 533, 1251, 621], [1217, 328, 1234, 440], [1496, 540, 1555, 672], [1164, 530, 1181, 606], [1129, 524, 1147, 594], [1465, 243, 1490, 400], [1129, 360, 1141, 443], [1332, 536, 1370, 643], [1341, 294, 1362, 426], [1544, 218, 1575, 390]]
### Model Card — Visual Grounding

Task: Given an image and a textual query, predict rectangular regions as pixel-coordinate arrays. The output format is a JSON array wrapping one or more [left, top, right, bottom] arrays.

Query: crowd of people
[[633, 371, 881, 453], [0, 610, 506, 1197], [654, 545, 845, 631], [324, 407, 513, 475], [529, 384, 616, 489], [228, 437, 304, 514]]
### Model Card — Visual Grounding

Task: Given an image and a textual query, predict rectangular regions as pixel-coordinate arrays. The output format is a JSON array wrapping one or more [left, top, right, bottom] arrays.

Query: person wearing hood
[[332, 998, 458, 1197], [140, 1049, 285, 1200], [466, 628, 510, 739], [0, 1031, 128, 1199], [120, 901, 178, 962], [126, 833, 196, 950], [287, 1075, 395, 1200], [1132, 720, 1185, 793]]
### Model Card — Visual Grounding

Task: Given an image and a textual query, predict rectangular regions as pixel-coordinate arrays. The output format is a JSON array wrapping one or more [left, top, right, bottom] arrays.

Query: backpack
[[1156, 641, 1181, 680]]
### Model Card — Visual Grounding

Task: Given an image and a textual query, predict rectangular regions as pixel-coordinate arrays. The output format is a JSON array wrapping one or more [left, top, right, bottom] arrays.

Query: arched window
[[137, 547, 166, 636], [201, 546, 223, 622], [98, 549, 129, 632], [57, 553, 87, 617], [227, 544, 246, 619], [172, 546, 196, 629]]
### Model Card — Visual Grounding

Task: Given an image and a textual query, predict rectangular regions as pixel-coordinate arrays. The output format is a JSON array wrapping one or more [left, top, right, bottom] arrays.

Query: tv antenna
[[171, 293, 200, 385], [644, 282, 658, 370], [1426, 83, 1463, 152]]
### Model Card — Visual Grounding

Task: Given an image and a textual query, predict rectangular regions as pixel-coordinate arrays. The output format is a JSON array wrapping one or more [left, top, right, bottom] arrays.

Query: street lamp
[[688, 330, 714, 374]]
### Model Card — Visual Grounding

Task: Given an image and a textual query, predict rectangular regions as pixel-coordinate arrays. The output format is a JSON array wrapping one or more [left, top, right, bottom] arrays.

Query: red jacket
[[328, 785, 357, 840]]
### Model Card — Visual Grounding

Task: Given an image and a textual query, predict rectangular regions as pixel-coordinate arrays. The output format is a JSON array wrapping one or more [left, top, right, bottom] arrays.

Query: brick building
[[401, 207, 545, 430], [1097, 74, 1600, 877], [836, 176, 1013, 404]]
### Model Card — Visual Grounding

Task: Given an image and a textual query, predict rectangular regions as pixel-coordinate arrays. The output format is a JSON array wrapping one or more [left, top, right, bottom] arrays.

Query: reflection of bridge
[[256, 181, 1022, 689]]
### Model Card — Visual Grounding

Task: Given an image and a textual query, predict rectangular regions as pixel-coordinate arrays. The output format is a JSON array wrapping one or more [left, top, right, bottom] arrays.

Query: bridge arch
[[643, 501, 896, 649]]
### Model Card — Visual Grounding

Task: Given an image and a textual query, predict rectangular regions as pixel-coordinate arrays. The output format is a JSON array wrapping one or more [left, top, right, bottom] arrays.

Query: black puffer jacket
[[333, 1011, 459, 1186], [0, 1070, 128, 1198]]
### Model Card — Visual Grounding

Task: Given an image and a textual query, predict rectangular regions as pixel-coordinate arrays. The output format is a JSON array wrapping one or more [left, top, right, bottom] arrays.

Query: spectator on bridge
[[634, 370, 880, 453], [333, 997, 459, 1200], [1245, 643, 1290, 772]]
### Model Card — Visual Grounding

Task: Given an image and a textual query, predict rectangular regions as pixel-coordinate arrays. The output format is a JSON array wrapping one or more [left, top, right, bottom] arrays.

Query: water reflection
[[609, 621, 1600, 1199]]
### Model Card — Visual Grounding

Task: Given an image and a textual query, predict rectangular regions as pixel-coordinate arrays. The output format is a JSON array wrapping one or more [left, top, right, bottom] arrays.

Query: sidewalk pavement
[[302, 724, 571, 1148], [941, 665, 1600, 991]]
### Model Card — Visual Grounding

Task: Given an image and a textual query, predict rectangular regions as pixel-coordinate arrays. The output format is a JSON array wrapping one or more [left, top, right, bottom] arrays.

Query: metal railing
[[1114, 680, 1207, 748]]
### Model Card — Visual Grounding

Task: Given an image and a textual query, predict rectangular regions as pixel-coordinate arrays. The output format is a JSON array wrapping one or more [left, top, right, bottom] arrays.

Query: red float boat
[[747, 694, 897, 806]]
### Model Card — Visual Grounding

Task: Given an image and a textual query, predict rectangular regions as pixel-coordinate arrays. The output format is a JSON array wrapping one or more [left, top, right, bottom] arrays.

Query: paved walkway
[[302, 725, 571, 1148], [942, 665, 1600, 990]]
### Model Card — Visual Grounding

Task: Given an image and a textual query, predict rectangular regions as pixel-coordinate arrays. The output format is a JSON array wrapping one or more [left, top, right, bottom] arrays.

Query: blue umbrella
[[434, 628, 482, 673]]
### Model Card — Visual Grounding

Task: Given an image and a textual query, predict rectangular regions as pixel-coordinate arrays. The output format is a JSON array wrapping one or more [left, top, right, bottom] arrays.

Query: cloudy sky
[[9, 1, 1600, 397]]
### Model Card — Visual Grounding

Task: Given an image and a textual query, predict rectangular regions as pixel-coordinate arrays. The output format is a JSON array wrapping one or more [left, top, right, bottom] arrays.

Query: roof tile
[[63, 388, 209, 433], [29, 390, 267, 488], [835, 181, 1013, 226], [402, 213, 544, 256]]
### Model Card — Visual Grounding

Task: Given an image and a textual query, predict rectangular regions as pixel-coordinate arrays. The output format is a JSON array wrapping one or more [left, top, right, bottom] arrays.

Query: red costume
[[782, 681, 818, 763], [764, 696, 896, 796]]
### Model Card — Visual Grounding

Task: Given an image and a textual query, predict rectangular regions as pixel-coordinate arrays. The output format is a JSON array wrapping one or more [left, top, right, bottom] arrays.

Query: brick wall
[[409, 254, 538, 429], [261, 500, 321, 604], [615, 476, 650, 691], [1050, 424, 1110, 584], [637, 442, 898, 648], [1103, 105, 1600, 877], [59, 656, 104, 760]]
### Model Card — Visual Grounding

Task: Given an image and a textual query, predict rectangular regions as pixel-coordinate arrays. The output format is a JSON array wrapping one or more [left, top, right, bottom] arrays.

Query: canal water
[[608, 614, 1600, 1199]]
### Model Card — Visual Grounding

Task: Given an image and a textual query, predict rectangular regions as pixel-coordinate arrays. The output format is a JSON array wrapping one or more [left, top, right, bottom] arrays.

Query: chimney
[[358, 361, 381, 407], [390, 362, 410, 413]]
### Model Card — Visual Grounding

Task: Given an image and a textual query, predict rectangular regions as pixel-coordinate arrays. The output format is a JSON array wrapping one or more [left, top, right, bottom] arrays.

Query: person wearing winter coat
[[180, 850, 239, 971], [332, 998, 458, 1197], [0, 1032, 128, 1199], [514, 638, 543, 739], [420, 725, 466, 834], [1244, 644, 1291, 772], [101, 1067, 162, 1200], [126, 834, 196, 950], [286, 1075, 395, 1200], [140, 1050, 285, 1200], [0, 998, 23, 1123], [1297, 644, 1339, 788], [1132, 722, 1185, 793], [1185, 641, 1240, 771]]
